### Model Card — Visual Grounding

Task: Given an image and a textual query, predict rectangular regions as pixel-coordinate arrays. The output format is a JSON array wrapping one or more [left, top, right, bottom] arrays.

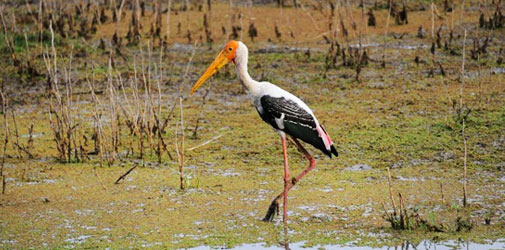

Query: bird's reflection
[[283, 224, 290, 250]]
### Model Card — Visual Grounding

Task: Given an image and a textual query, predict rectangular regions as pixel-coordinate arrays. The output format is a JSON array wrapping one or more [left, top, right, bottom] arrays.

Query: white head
[[234, 41, 249, 66]]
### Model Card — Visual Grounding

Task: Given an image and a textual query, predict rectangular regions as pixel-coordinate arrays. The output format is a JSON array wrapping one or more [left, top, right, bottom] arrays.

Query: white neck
[[235, 42, 261, 96]]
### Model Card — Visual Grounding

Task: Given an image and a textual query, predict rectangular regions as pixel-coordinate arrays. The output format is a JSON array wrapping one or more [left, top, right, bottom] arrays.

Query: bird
[[190, 40, 338, 223]]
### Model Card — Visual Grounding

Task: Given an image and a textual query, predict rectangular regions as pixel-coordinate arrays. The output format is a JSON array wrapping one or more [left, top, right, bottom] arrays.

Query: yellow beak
[[190, 51, 230, 95]]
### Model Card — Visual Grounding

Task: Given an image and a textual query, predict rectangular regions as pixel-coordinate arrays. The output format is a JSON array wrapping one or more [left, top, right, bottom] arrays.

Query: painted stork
[[191, 40, 338, 223]]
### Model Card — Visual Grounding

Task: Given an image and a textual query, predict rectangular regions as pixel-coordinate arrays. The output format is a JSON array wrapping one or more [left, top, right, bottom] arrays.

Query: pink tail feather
[[316, 125, 333, 150]]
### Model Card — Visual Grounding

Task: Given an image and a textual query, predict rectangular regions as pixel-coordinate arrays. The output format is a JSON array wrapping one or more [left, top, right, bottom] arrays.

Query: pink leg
[[281, 135, 290, 224], [263, 137, 316, 222]]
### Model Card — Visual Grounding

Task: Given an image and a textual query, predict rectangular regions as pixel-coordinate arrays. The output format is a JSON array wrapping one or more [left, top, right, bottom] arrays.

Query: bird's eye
[[228, 47, 233, 51]]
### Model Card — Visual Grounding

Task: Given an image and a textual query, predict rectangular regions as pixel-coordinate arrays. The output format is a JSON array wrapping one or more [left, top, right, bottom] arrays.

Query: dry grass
[[92, 2, 480, 47]]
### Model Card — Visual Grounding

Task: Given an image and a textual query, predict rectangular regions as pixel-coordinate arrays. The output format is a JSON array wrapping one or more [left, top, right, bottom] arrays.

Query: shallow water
[[188, 239, 505, 250]]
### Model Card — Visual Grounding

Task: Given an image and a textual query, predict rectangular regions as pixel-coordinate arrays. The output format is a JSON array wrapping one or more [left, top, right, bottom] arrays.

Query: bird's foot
[[262, 198, 280, 222]]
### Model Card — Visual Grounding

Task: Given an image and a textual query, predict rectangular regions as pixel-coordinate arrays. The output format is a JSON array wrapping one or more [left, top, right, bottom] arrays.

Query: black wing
[[256, 95, 337, 157]]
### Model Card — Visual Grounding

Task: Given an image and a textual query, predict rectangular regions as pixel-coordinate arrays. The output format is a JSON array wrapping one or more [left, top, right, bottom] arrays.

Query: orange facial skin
[[222, 40, 239, 62]]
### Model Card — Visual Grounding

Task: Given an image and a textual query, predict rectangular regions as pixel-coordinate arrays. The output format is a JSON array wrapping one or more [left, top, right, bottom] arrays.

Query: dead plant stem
[[0, 89, 8, 194], [460, 29, 468, 207], [178, 97, 185, 190], [387, 167, 398, 216]]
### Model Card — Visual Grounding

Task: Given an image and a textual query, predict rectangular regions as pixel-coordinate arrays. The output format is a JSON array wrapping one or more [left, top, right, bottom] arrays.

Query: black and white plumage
[[256, 94, 338, 158], [191, 40, 338, 224]]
